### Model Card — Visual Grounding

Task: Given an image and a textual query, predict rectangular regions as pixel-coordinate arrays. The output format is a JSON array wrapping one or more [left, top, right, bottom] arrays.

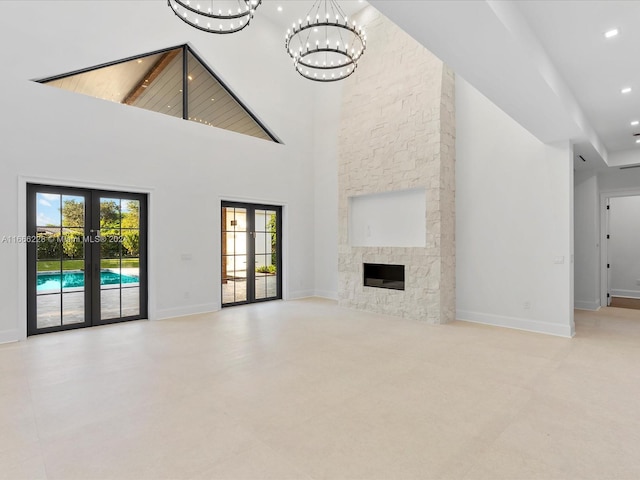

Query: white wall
[[312, 84, 342, 300], [574, 170, 600, 310], [0, 1, 320, 342], [456, 76, 574, 337], [599, 167, 640, 191], [609, 196, 640, 298]]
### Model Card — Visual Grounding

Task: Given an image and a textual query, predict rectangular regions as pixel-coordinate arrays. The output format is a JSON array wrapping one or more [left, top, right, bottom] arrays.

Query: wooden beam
[[123, 49, 181, 105]]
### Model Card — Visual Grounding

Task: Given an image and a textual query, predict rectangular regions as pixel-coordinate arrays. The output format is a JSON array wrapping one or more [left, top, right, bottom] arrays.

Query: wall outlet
[[523, 301, 531, 310], [184, 292, 190, 299], [636, 280, 640, 286]]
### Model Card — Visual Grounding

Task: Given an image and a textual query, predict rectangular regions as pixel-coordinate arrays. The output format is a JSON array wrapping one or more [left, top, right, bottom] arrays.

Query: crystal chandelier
[[285, 0, 367, 82], [167, 0, 261, 34]]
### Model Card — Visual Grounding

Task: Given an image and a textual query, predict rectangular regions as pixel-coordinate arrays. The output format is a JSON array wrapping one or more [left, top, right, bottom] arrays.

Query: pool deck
[[222, 275, 278, 304], [36, 269, 141, 329], [36, 271, 277, 329]]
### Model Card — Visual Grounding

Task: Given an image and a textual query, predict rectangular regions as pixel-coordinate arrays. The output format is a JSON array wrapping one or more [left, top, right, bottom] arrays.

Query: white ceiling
[[339, 0, 640, 170], [258, 1, 368, 33], [517, 1, 640, 155]]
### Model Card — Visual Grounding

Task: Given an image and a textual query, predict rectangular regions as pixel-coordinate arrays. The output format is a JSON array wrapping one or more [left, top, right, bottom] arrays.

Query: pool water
[[37, 271, 139, 292]]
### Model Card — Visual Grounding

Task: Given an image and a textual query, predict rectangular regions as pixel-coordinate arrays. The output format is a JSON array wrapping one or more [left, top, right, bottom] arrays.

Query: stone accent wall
[[338, 7, 455, 323]]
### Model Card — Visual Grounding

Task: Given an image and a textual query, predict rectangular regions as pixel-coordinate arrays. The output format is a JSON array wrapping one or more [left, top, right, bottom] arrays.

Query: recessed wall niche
[[349, 188, 426, 247]]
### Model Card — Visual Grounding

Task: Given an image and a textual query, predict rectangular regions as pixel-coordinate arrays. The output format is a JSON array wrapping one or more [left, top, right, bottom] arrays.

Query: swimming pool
[[37, 270, 139, 292]]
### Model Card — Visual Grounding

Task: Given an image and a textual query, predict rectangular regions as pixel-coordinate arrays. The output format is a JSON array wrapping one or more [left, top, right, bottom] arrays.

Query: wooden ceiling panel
[[46, 53, 164, 104]]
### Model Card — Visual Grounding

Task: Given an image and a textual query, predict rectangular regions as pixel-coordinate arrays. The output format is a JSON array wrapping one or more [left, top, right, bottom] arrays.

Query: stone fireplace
[[337, 7, 455, 324]]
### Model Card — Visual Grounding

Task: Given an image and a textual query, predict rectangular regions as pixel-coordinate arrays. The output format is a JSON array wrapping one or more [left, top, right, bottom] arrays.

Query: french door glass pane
[[101, 287, 120, 320], [37, 294, 61, 329], [266, 275, 278, 298], [37, 193, 61, 227], [222, 207, 248, 304], [62, 195, 85, 228], [100, 198, 121, 228], [122, 287, 140, 317], [63, 292, 85, 325]]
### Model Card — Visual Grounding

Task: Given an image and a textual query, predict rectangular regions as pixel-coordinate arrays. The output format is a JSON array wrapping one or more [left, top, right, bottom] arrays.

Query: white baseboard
[[313, 290, 339, 301], [154, 303, 218, 321], [610, 289, 640, 299], [0, 329, 20, 344], [288, 290, 315, 300], [456, 310, 574, 338], [575, 300, 601, 311]]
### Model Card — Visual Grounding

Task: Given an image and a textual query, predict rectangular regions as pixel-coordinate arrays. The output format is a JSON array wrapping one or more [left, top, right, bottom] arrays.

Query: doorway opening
[[221, 202, 282, 306], [602, 194, 640, 310], [27, 184, 148, 335]]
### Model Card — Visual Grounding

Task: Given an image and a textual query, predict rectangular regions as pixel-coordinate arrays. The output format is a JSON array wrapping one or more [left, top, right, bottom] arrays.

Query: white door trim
[[599, 188, 640, 307]]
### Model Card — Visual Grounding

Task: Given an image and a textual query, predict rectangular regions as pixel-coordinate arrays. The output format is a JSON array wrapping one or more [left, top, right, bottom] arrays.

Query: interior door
[[221, 202, 282, 306], [27, 184, 147, 335], [606, 199, 612, 306]]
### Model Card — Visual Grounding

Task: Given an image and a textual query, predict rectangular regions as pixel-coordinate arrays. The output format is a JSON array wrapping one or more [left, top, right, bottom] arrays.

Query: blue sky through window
[[36, 193, 85, 227]]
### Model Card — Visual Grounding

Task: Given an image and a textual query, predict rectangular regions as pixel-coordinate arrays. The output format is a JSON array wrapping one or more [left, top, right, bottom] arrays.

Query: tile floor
[[1, 299, 639, 479]]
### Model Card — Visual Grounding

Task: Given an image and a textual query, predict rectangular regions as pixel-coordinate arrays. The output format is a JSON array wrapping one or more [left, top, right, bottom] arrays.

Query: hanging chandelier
[[167, 0, 261, 34], [285, 0, 367, 82]]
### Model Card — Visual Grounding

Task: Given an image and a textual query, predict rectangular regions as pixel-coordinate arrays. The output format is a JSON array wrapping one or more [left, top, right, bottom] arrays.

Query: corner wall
[[456, 76, 574, 337], [574, 170, 600, 310], [337, 7, 455, 323]]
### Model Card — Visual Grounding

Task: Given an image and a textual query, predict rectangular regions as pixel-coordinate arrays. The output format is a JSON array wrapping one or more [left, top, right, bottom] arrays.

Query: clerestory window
[[36, 45, 279, 142]]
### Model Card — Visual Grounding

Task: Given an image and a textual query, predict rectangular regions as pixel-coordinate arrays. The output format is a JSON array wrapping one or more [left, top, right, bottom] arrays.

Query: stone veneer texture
[[338, 7, 455, 323]]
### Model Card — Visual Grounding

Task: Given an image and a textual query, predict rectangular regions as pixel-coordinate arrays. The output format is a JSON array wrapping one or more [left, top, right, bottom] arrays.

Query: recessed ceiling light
[[604, 28, 619, 38], [631, 120, 639, 126], [277, 5, 283, 12], [622, 87, 632, 94]]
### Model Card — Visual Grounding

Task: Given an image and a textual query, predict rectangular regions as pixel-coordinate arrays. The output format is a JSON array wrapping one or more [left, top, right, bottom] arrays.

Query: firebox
[[363, 263, 405, 291]]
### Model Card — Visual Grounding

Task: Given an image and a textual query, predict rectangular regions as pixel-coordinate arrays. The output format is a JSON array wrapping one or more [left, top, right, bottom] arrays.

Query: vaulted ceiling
[[368, 0, 640, 170]]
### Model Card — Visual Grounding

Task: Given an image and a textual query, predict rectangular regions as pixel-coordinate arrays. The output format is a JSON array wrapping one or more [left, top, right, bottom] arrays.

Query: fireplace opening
[[363, 263, 405, 291]]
